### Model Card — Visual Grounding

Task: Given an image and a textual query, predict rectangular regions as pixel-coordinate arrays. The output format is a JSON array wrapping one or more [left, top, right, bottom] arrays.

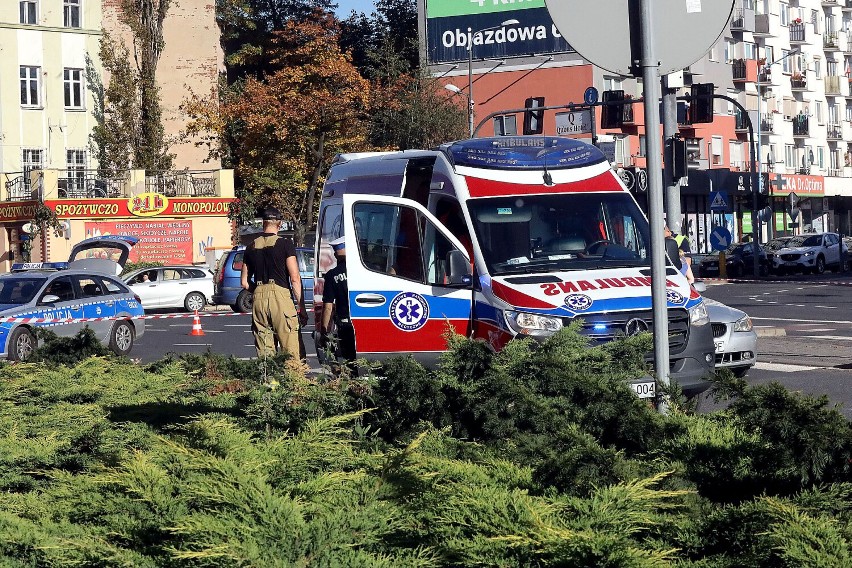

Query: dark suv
[[212, 245, 315, 312]]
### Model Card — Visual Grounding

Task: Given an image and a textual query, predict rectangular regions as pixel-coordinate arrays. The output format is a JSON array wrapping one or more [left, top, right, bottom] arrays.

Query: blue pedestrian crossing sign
[[709, 191, 730, 212], [709, 226, 732, 252]]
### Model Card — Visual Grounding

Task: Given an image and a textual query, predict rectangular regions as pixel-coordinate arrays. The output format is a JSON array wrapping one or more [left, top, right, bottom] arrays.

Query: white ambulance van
[[314, 136, 715, 396]]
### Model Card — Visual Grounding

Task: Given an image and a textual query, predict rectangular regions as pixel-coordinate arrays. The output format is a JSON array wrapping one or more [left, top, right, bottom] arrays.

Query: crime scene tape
[[0, 311, 249, 324]]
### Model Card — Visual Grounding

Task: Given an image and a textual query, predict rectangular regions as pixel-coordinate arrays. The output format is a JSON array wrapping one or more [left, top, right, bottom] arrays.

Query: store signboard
[[555, 110, 592, 135], [769, 174, 824, 197], [425, 0, 571, 63], [46, 197, 234, 218], [84, 220, 193, 264], [0, 201, 39, 222]]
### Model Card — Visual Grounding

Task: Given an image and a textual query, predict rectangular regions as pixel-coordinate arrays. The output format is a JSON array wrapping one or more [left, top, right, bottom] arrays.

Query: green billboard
[[427, 0, 547, 18]]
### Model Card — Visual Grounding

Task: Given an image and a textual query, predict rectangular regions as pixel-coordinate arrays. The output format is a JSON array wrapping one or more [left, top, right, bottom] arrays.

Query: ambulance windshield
[[468, 192, 652, 275]]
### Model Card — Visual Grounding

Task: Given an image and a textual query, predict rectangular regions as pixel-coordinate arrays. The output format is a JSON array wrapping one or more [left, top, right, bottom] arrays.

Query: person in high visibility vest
[[665, 223, 695, 283]]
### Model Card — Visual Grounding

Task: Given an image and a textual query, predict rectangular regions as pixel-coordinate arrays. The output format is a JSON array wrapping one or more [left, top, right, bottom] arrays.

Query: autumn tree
[[184, 13, 369, 244], [90, 1, 173, 172]]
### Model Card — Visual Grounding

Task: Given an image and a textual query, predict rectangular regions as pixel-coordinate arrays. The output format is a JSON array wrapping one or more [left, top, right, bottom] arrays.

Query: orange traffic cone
[[189, 310, 205, 336]]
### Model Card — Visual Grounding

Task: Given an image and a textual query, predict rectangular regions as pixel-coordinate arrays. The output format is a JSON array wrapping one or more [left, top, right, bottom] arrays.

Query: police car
[[0, 236, 146, 361]]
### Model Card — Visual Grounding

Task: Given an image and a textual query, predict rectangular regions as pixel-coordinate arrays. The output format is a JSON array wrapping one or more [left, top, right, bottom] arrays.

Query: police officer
[[240, 206, 308, 358], [320, 237, 355, 368], [665, 222, 694, 283]]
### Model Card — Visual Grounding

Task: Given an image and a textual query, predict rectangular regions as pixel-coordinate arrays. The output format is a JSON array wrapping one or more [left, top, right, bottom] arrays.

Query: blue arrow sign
[[709, 190, 730, 212], [709, 226, 732, 252]]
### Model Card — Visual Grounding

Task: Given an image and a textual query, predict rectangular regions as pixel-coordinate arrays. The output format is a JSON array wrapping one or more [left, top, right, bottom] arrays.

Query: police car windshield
[[0, 276, 46, 304], [468, 193, 651, 275]]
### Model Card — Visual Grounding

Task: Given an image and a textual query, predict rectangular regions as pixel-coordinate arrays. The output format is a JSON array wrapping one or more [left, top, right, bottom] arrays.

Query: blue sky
[[334, 0, 377, 17]]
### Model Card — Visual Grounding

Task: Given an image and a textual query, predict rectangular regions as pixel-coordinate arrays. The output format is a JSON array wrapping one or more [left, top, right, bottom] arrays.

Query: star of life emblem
[[666, 289, 686, 305], [564, 294, 593, 311], [389, 292, 429, 332]]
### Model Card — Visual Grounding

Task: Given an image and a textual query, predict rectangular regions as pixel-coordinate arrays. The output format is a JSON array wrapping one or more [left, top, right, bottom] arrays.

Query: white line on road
[[172, 343, 213, 347], [752, 316, 852, 324], [799, 328, 837, 332], [800, 335, 852, 341], [224, 324, 247, 327], [814, 305, 835, 309], [754, 361, 822, 372]]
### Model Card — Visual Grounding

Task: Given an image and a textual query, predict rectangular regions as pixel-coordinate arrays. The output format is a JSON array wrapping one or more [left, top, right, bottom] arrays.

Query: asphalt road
[[133, 275, 852, 419]]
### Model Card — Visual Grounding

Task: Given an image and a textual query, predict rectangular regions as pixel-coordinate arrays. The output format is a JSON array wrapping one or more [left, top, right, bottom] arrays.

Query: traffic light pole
[[662, 78, 683, 235]]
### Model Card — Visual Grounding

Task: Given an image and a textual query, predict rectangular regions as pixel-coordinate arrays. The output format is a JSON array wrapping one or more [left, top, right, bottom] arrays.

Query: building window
[[493, 115, 517, 136], [813, 58, 821, 80], [763, 45, 774, 64], [22, 149, 43, 191], [711, 136, 723, 166], [19, 1, 37, 24], [817, 146, 825, 170], [785, 144, 795, 168], [724, 38, 736, 63], [638, 135, 647, 157], [743, 42, 757, 60], [613, 136, 628, 165], [64, 0, 80, 28], [66, 149, 87, 193], [781, 50, 793, 74], [780, 3, 789, 27], [816, 101, 823, 124], [64, 68, 84, 109], [20, 66, 40, 107], [603, 76, 623, 91]]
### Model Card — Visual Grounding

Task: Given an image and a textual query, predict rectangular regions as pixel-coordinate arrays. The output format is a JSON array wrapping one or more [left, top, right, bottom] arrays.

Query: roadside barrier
[[0, 311, 248, 324]]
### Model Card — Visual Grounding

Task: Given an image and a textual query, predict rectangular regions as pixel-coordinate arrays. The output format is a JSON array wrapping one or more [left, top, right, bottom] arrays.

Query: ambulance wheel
[[8, 327, 36, 361], [233, 290, 253, 313], [184, 292, 206, 312], [109, 321, 135, 356]]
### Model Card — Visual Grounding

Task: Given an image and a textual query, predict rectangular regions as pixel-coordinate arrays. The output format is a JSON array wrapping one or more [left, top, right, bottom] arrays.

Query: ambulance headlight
[[504, 310, 563, 336], [688, 301, 709, 326]]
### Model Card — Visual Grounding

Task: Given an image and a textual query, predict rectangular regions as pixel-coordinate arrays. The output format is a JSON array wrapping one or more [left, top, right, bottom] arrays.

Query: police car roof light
[[11, 262, 69, 272]]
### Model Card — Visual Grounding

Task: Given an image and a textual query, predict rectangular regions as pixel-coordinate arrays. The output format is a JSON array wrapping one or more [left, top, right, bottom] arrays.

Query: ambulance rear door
[[343, 194, 472, 363]]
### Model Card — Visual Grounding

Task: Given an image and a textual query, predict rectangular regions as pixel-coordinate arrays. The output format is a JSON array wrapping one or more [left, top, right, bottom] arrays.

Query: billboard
[[84, 220, 194, 264], [425, 0, 572, 64]]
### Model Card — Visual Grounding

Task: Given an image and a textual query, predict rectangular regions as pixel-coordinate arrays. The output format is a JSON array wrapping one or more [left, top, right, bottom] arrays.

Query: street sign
[[584, 86, 599, 105], [709, 191, 730, 212], [709, 226, 732, 252], [555, 110, 593, 135], [788, 191, 800, 221], [545, 0, 735, 76]]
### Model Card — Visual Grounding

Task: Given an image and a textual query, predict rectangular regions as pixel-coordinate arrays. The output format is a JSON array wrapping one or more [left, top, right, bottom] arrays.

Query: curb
[[755, 327, 787, 338], [702, 277, 852, 286]]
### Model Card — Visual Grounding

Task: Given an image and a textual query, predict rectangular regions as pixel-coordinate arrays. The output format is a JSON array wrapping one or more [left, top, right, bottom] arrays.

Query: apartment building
[[421, 0, 852, 252], [0, 0, 101, 194]]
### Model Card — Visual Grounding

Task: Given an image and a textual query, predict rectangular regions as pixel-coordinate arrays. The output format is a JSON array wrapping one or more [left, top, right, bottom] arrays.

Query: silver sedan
[[705, 297, 757, 378]]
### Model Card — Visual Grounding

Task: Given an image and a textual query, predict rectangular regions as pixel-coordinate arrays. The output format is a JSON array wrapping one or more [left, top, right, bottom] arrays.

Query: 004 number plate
[[629, 380, 656, 399]]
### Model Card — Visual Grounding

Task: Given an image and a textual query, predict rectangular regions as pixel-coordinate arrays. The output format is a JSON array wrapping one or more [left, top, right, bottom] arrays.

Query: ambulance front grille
[[568, 309, 690, 354]]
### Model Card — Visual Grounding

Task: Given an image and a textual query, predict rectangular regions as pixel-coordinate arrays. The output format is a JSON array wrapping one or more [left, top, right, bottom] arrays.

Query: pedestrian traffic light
[[689, 83, 715, 124], [523, 97, 545, 135], [600, 90, 625, 129], [686, 139, 702, 171]]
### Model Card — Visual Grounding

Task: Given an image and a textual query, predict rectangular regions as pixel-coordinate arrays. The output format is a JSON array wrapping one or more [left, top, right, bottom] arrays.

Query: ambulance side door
[[343, 194, 472, 362]]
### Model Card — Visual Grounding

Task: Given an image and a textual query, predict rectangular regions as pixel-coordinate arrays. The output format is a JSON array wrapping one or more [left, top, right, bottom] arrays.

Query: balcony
[[759, 113, 776, 134], [827, 122, 844, 140], [791, 74, 808, 91], [3, 173, 35, 201], [845, 31, 852, 53], [792, 114, 810, 137], [730, 8, 755, 32], [789, 22, 806, 44], [825, 75, 842, 95], [824, 32, 841, 51], [845, 0, 852, 11], [735, 109, 749, 132], [823, 0, 840, 6], [753, 13, 774, 37], [57, 171, 129, 199], [144, 171, 219, 198], [829, 168, 843, 177], [732, 58, 758, 83], [621, 103, 635, 125]]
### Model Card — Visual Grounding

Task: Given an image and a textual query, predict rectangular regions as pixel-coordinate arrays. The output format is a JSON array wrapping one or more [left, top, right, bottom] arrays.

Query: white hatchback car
[[772, 232, 847, 275], [124, 266, 213, 312], [704, 297, 757, 378]]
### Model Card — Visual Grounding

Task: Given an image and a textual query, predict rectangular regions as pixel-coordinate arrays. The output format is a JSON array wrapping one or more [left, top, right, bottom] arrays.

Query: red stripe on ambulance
[[353, 319, 469, 352], [464, 171, 623, 197]]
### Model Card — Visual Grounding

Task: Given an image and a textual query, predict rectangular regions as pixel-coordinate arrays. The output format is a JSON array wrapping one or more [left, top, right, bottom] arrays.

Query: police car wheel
[[184, 292, 206, 312], [109, 321, 134, 356], [234, 290, 253, 313], [8, 327, 36, 361]]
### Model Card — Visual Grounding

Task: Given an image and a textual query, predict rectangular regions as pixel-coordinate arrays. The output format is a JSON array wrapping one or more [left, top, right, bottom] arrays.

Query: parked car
[[0, 236, 146, 361], [123, 266, 214, 312], [704, 297, 757, 378], [771, 232, 847, 275], [212, 245, 314, 312], [697, 241, 768, 278], [762, 236, 795, 274]]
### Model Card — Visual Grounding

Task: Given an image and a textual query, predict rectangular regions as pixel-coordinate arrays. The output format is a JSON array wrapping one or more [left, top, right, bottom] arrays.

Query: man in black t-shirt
[[320, 237, 355, 367], [240, 207, 308, 358]]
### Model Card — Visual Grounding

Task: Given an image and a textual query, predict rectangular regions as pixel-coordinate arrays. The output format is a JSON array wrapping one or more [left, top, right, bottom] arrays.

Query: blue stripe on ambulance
[[348, 291, 472, 319]]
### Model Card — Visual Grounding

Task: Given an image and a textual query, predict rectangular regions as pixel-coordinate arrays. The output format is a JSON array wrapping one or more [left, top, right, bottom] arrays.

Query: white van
[[314, 136, 714, 396]]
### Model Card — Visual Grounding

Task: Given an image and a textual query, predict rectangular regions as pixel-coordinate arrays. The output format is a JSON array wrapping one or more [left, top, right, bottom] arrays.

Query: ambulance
[[314, 136, 715, 396]]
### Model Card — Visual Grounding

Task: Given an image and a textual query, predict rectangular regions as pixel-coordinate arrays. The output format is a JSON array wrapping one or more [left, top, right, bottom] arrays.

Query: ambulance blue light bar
[[11, 262, 69, 272], [446, 137, 608, 171]]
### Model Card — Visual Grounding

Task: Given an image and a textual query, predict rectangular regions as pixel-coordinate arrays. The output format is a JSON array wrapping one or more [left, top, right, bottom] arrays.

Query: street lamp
[[450, 19, 520, 137]]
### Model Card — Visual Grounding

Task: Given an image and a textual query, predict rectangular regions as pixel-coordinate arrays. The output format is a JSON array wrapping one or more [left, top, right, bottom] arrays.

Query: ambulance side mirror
[[692, 281, 707, 293], [447, 250, 472, 287]]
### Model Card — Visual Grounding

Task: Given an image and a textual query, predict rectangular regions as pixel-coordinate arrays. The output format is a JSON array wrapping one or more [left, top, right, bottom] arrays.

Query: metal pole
[[638, 0, 670, 408], [752, 62, 762, 278], [467, 28, 474, 138], [662, 77, 683, 234]]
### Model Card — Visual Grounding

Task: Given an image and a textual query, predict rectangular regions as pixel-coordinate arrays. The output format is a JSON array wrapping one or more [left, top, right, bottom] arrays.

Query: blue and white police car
[[0, 235, 146, 360]]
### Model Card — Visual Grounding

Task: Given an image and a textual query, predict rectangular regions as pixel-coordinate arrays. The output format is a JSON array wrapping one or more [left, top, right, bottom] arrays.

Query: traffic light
[[600, 90, 625, 129], [690, 83, 715, 124], [668, 137, 688, 181], [686, 139, 702, 171], [523, 97, 545, 135]]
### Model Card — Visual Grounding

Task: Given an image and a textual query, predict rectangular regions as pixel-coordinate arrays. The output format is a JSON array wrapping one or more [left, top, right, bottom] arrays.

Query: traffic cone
[[189, 310, 205, 336]]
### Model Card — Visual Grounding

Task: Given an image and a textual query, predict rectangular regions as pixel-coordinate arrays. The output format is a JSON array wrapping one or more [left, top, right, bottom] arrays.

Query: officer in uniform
[[320, 237, 355, 368], [240, 206, 308, 358]]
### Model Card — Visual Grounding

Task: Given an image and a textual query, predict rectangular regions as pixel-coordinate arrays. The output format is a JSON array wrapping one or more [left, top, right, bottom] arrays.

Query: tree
[[184, 13, 370, 244], [340, 0, 418, 79]]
